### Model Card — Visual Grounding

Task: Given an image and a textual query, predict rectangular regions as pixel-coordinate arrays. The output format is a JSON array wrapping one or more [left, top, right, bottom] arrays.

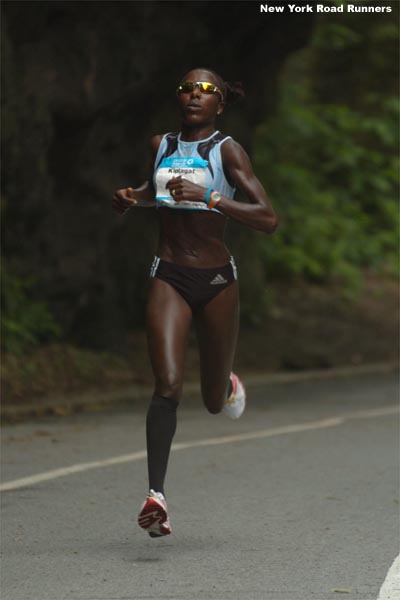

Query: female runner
[[112, 67, 277, 538]]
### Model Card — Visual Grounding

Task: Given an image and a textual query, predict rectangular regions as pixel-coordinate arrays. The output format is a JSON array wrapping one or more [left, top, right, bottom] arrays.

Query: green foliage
[[1, 266, 61, 354], [253, 76, 398, 290]]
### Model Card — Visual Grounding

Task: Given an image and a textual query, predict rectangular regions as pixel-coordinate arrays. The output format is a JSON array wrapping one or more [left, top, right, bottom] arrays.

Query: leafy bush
[[253, 85, 399, 288], [1, 266, 61, 354]]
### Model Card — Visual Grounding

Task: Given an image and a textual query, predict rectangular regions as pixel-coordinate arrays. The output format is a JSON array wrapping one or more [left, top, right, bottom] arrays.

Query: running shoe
[[137, 489, 171, 537], [223, 372, 246, 419]]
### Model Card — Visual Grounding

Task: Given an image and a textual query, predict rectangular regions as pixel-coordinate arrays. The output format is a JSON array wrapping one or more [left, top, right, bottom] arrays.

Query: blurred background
[[2, 0, 398, 405]]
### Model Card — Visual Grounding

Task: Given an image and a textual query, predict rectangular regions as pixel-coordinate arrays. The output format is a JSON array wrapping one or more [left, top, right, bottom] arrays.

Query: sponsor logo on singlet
[[155, 156, 210, 210]]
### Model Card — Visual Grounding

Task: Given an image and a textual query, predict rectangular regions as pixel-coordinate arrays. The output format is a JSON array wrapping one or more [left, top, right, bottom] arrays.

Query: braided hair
[[223, 80, 245, 106]]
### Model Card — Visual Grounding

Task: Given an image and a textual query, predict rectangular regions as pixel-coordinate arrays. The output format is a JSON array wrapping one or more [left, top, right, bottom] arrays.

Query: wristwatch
[[206, 189, 222, 209]]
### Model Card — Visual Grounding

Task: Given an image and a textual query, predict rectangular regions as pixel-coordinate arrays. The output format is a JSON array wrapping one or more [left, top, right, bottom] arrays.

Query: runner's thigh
[[146, 277, 193, 401], [194, 281, 239, 412]]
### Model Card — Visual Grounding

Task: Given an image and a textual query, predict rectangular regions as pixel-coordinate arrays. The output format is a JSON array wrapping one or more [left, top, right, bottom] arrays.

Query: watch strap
[[207, 190, 222, 209]]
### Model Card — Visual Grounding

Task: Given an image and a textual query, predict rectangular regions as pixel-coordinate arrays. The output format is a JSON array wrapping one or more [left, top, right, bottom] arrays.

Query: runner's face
[[177, 70, 224, 125]]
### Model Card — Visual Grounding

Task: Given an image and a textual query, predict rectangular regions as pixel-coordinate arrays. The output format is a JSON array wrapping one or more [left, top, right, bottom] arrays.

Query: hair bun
[[224, 81, 245, 105]]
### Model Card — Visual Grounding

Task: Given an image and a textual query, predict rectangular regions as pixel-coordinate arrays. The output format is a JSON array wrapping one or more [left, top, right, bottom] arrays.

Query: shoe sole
[[138, 499, 171, 537]]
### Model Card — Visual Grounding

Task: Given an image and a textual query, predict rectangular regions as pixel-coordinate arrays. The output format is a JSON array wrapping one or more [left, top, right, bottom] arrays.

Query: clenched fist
[[166, 177, 207, 203], [112, 187, 138, 214]]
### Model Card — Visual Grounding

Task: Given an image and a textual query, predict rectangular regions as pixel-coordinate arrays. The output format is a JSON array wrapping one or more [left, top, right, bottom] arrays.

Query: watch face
[[211, 191, 221, 202]]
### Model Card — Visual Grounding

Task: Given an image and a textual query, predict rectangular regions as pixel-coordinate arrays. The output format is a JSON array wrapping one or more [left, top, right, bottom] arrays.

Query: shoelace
[[225, 392, 237, 405]]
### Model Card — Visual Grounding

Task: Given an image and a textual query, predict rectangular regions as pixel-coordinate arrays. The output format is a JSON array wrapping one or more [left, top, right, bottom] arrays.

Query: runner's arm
[[112, 135, 162, 213], [217, 140, 277, 233]]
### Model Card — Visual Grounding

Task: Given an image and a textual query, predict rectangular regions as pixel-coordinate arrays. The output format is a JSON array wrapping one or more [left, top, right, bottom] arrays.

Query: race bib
[[155, 156, 209, 209]]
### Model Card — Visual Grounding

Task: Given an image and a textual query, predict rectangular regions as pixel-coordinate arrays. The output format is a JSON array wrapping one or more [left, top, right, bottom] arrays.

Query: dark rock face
[[2, 1, 314, 351]]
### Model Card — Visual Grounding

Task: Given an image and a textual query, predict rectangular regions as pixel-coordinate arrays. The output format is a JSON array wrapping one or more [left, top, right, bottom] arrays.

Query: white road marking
[[0, 405, 397, 492], [377, 554, 400, 600]]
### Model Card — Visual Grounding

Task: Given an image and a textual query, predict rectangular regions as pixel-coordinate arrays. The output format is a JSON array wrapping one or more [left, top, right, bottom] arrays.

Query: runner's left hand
[[166, 177, 206, 203]]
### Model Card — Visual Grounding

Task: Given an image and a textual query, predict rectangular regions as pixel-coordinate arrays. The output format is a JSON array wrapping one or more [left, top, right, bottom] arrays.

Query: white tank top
[[153, 130, 236, 214]]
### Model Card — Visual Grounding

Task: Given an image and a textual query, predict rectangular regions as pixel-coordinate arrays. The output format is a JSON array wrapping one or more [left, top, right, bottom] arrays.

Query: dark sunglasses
[[176, 81, 223, 100]]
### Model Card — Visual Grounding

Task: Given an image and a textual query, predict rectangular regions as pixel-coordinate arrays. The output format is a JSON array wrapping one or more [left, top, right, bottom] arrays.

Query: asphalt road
[[1, 371, 399, 600]]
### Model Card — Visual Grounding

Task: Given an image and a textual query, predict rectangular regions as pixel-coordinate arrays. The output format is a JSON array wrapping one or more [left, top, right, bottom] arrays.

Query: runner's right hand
[[112, 187, 138, 214]]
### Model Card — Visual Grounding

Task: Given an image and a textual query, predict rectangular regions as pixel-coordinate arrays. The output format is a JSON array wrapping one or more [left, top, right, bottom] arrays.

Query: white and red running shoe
[[223, 372, 246, 419], [137, 489, 171, 538]]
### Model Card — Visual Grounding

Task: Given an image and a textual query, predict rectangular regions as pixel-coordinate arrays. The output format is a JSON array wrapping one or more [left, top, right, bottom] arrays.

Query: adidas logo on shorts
[[210, 274, 228, 285]]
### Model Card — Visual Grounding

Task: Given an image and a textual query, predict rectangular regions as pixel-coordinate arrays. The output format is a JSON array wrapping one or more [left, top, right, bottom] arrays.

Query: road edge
[[1, 361, 398, 424]]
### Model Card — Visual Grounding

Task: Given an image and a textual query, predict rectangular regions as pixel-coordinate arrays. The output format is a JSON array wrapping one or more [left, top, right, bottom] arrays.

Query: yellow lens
[[199, 82, 215, 94]]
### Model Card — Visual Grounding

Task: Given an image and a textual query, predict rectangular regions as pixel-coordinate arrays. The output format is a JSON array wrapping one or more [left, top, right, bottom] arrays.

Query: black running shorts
[[149, 256, 238, 312]]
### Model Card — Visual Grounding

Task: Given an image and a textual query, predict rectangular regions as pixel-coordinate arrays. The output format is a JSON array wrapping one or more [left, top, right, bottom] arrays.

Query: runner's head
[[176, 67, 244, 125]]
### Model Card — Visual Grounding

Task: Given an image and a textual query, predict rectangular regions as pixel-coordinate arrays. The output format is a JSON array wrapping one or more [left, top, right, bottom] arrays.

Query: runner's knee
[[154, 373, 183, 402], [202, 379, 230, 414], [203, 391, 226, 414]]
